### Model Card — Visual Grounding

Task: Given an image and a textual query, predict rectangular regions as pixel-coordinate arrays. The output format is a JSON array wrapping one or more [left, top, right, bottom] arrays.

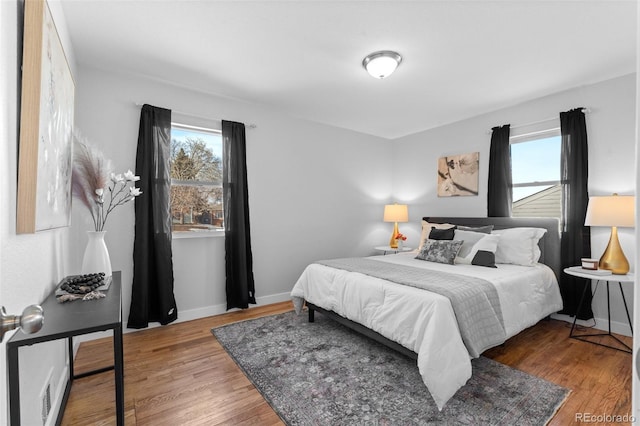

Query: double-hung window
[[170, 122, 224, 234], [511, 129, 561, 220]]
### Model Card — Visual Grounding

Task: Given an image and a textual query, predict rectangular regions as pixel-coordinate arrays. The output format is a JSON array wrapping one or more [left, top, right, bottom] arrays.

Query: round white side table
[[563, 266, 634, 353], [374, 246, 413, 255]]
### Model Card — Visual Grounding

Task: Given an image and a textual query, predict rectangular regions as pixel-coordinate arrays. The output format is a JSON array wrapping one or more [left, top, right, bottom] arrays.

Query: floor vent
[[41, 371, 52, 426]]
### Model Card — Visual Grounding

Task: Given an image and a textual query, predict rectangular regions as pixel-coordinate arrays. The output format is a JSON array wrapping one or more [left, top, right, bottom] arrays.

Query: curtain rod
[[509, 127, 561, 142], [134, 102, 257, 129], [486, 107, 590, 134]]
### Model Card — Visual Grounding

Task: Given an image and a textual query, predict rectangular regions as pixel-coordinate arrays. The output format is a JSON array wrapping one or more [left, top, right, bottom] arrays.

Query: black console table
[[7, 271, 124, 426]]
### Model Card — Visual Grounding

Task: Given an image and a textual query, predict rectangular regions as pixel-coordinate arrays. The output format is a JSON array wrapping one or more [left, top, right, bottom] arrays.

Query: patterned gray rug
[[212, 311, 569, 425]]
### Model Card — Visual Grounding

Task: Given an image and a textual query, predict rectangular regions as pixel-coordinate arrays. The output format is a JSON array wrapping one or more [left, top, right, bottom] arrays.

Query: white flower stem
[[98, 181, 138, 231]]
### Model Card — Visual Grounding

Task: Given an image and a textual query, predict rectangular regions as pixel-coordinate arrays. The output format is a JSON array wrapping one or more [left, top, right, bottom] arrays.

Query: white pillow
[[453, 230, 486, 259], [455, 234, 500, 266], [492, 227, 547, 266], [418, 220, 455, 251]]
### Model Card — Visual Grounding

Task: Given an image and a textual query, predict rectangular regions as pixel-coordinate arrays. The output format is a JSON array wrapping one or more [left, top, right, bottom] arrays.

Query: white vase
[[82, 231, 112, 277]]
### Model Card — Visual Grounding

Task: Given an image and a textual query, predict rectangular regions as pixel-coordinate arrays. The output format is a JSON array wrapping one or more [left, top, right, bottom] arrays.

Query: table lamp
[[383, 204, 408, 248], [584, 194, 635, 274]]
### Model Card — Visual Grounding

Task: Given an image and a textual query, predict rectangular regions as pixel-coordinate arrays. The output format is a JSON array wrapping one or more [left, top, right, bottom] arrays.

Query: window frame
[[170, 120, 224, 238], [510, 127, 562, 220], [510, 127, 561, 193]]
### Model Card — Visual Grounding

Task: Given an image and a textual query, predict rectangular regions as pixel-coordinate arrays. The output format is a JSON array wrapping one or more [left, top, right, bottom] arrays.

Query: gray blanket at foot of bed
[[316, 258, 506, 357]]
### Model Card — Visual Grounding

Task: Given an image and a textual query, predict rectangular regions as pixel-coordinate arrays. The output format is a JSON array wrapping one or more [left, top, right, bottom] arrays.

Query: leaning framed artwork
[[17, 0, 75, 233], [437, 152, 479, 197]]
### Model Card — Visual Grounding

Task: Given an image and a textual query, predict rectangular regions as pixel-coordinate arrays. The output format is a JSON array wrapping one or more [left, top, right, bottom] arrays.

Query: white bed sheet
[[290, 252, 563, 410]]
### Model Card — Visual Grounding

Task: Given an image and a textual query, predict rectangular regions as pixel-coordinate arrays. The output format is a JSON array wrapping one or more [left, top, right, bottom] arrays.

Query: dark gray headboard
[[424, 217, 561, 281]]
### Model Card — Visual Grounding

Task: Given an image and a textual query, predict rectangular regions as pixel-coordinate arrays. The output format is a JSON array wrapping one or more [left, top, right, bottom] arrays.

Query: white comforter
[[290, 253, 563, 410]]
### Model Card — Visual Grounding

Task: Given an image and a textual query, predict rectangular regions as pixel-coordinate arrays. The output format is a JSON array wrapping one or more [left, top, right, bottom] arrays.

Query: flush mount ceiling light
[[362, 50, 402, 79]]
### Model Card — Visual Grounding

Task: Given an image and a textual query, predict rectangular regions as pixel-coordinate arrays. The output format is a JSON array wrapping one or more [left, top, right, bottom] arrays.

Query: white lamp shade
[[363, 51, 402, 79], [383, 204, 408, 223], [585, 195, 635, 227]]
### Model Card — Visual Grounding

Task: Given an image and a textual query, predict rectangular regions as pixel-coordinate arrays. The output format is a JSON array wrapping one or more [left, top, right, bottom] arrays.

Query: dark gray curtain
[[128, 104, 178, 328], [222, 120, 256, 309], [487, 124, 512, 217], [559, 108, 592, 320]]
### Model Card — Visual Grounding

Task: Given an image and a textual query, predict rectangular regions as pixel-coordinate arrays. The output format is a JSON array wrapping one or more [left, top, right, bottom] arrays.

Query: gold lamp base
[[599, 226, 629, 275], [389, 222, 399, 248]]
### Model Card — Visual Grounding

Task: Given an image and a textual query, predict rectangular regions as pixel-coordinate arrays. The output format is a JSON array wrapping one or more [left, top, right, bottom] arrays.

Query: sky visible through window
[[172, 127, 222, 159], [511, 136, 561, 202]]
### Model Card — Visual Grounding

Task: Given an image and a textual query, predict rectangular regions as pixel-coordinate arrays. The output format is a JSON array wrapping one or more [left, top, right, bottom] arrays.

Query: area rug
[[212, 311, 569, 425]]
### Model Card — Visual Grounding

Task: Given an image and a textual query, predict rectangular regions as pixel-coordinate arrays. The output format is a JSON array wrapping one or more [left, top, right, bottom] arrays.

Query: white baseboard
[[69, 306, 222, 351], [60, 291, 291, 424], [254, 291, 294, 307], [551, 313, 632, 337], [71, 291, 294, 351], [127, 291, 293, 332]]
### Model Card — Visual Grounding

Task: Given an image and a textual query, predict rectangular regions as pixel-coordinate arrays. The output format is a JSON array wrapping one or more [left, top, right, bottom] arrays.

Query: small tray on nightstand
[[564, 266, 612, 276]]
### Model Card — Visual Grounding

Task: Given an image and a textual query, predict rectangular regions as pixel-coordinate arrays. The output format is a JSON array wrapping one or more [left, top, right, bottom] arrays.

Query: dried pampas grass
[[71, 131, 142, 231], [72, 132, 111, 229]]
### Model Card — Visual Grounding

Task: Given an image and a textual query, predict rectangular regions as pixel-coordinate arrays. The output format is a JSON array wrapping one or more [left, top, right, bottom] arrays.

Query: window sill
[[172, 230, 225, 240]]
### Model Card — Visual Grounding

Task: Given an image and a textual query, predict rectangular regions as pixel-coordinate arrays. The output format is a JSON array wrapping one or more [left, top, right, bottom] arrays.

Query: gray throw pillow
[[457, 225, 494, 234], [415, 239, 463, 265]]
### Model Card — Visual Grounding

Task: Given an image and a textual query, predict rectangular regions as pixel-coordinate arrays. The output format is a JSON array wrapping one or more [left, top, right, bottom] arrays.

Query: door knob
[[0, 305, 44, 342]]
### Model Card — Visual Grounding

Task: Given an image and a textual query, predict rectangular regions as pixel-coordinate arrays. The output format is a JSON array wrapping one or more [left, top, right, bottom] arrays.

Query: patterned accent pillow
[[415, 239, 464, 265]]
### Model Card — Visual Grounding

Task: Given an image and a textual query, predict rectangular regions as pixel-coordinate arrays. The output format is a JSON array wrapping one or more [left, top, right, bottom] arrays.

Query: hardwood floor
[[61, 302, 632, 425]]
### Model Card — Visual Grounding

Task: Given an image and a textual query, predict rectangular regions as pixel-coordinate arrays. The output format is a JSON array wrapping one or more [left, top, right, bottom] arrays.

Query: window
[[170, 123, 223, 233], [511, 131, 561, 219]]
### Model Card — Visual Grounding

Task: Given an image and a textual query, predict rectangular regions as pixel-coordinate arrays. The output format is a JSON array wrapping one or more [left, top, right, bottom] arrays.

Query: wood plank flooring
[[61, 302, 632, 425]]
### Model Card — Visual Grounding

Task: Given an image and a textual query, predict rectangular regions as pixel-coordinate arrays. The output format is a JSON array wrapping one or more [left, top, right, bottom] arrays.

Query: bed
[[290, 217, 563, 410]]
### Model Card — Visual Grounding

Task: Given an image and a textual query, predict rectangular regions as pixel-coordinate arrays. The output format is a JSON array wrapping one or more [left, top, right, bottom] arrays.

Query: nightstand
[[374, 246, 413, 255], [563, 266, 634, 353]]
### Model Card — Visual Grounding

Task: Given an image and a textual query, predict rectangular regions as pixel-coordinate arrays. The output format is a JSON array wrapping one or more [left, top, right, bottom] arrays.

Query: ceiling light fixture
[[362, 50, 402, 79]]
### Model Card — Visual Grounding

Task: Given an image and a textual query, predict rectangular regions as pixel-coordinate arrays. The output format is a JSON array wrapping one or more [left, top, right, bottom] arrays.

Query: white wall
[[0, 1, 77, 424], [393, 74, 637, 335], [71, 65, 394, 328]]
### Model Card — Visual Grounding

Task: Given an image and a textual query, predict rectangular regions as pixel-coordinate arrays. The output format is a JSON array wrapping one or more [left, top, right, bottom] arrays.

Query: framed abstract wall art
[[437, 152, 479, 197], [17, 0, 75, 233]]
